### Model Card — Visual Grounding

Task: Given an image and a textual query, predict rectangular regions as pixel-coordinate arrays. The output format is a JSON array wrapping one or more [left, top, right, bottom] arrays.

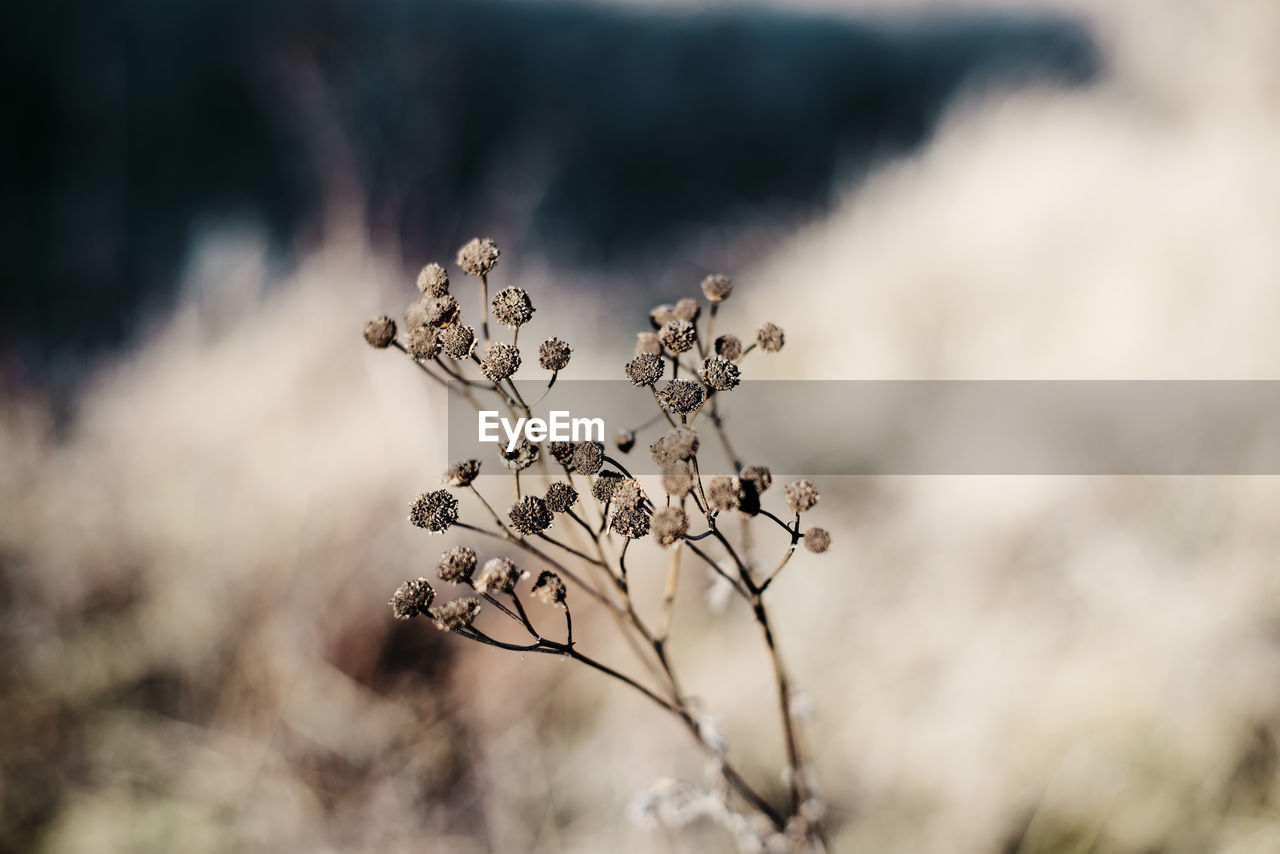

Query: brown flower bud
[[659, 319, 697, 354], [714, 334, 743, 361], [661, 462, 695, 498], [706, 476, 743, 512], [636, 332, 663, 356], [437, 545, 477, 583], [491, 287, 535, 327], [592, 470, 625, 503], [443, 459, 480, 487], [611, 478, 645, 511], [673, 298, 701, 323], [625, 353, 665, 387], [407, 325, 441, 361], [439, 324, 476, 359], [500, 438, 540, 471], [651, 506, 688, 548], [650, 426, 699, 466], [611, 506, 651, 539], [784, 480, 820, 514], [803, 527, 831, 554], [614, 428, 636, 454], [364, 316, 397, 348], [508, 495, 553, 535], [409, 490, 458, 533], [544, 482, 579, 513], [548, 441, 576, 466], [424, 294, 460, 327], [538, 337, 572, 371], [417, 263, 450, 297], [531, 570, 567, 608], [427, 597, 482, 630], [657, 379, 705, 415], [700, 356, 740, 391], [571, 441, 605, 475], [475, 557, 524, 594], [390, 577, 435, 620], [457, 237, 500, 276], [756, 322, 785, 353], [700, 274, 733, 303], [740, 465, 772, 495], [649, 303, 677, 328], [481, 342, 521, 381]]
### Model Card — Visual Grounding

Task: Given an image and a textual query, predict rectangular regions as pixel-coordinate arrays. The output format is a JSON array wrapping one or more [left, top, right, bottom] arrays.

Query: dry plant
[[364, 239, 833, 852]]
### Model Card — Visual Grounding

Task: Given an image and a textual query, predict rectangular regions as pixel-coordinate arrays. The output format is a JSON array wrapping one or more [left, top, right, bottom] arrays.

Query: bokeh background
[[3, 0, 1280, 851]]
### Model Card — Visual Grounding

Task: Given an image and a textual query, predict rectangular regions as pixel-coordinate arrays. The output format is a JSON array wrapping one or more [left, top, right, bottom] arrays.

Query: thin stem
[[479, 273, 491, 344]]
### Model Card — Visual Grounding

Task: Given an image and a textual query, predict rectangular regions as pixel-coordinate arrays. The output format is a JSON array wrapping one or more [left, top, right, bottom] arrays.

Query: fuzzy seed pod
[[457, 237, 500, 276], [409, 490, 458, 533], [651, 506, 688, 548], [417, 263, 450, 297], [592, 471, 625, 503], [740, 465, 772, 495], [475, 557, 524, 595], [424, 294, 460, 327], [673, 298, 701, 323], [700, 274, 733, 303], [625, 353, 665, 388], [785, 480, 820, 514], [500, 438, 540, 471], [803, 527, 831, 554], [437, 545, 478, 583], [538, 337, 572, 371], [700, 356, 740, 391], [659, 319, 697, 354], [548, 441, 576, 466], [636, 332, 663, 356], [364, 316, 397, 349], [407, 325, 441, 361], [611, 478, 645, 511], [571, 441, 605, 475], [614, 428, 636, 454], [531, 570, 567, 608], [650, 426, 700, 466], [491, 287, 535, 327], [508, 495, 553, 535], [657, 379, 705, 415], [706, 476, 743, 512], [443, 459, 481, 487], [405, 297, 431, 331], [544, 482, 578, 513], [481, 342, 521, 381], [649, 303, 677, 328], [610, 506, 651, 539], [756, 322, 785, 353], [714, 334, 743, 361], [428, 597, 482, 631], [661, 462, 695, 498], [439, 324, 476, 359], [390, 577, 435, 620]]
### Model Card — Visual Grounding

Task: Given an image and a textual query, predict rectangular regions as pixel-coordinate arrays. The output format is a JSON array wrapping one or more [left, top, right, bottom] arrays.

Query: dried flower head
[[531, 570, 567, 608], [650, 426, 699, 466], [508, 495, 553, 535], [740, 465, 772, 495], [475, 557, 524, 594], [714, 334, 743, 361], [407, 325, 441, 361], [612, 478, 645, 511], [544, 482, 579, 513], [424, 295, 460, 327], [481, 342, 521, 381], [438, 545, 478, 583], [649, 303, 677, 328], [700, 274, 733, 303], [657, 379, 705, 415], [409, 490, 458, 533], [785, 480, 820, 514], [625, 353, 665, 388], [611, 506, 651, 539], [443, 459, 481, 487], [417, 263, 450, 297], [491, 287, 535, 327], [592, 470, 625, 503], [659, 319, 697, 354], [636, 332, 663, 356], [674, 298, 701, 323], [700, 356, 741, 391], [457, 237, 500, 276], [548, 441, 576, 466], [614, 428, 636, 454], [500, 438, 540, 471], [538, 337, 572, 371], [572, 441, 605, 475], [706, 476, 743, 512], [803, 527, 831, 554], [651, 506, 688, 547], [661, 462, 695, 498], [405, 297, 431, 331], [439, 324, 476, 359], [364, 316, 397, 349], [756, 322, 785, 353], [427, 597, 482, 630], [390, 577, 435, 620]]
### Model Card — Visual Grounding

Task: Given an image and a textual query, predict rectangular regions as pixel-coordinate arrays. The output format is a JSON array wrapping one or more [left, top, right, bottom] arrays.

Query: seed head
[[508, 495, 553, 535], [407, 325, 441, 361], [572, 441, 605, 475], [491, 287, 535, 327], [611, 506, 651, 539], [417, 263, 450, 297], [785, 480, 820, 514], [457, 237, 500, 276], [700, 356, 740, 391], [500, 438, 540, 471], [803, 527, 831, 554], [544, 482, 579, 513], [625, 353, 665, 388], [437, 545, 478, 583], [409, 490, 458, 533], [650, 426, 699, 466], [706, 476, 743, 512], [756, 322, 785, 353], [701, 274, 733, 303], [364, 316, 397, 349], [661, 462, 695, 498], [424, 294, 460, 327], [475, 557, 524, 594], [714, 334, 743, 361], [405, 297, 431, 331], [649, 303, 677, 328], [614, 428, 636, 454], [439, 324, 476, 359], [636, 332, 663, 356], [481, 342, 521, 381], [592, 470, 625, 503], [548, 441, 576, 466], [612, 478, 645, 511], [538, 337, 572, 371], [531, 570, 568, 608], [651, 506, 688, 547], [443, 459, 481, 487], [740, 465, 772, 495], [674, 298, 701, 323], [427, 597, 482, 631], [657, 379, 705, 415], [659, 319, 697, 354], [390, 577, 435, 620]]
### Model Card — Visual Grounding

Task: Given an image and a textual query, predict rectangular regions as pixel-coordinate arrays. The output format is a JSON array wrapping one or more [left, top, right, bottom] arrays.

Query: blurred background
[[3, 0, 1280, 851]]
